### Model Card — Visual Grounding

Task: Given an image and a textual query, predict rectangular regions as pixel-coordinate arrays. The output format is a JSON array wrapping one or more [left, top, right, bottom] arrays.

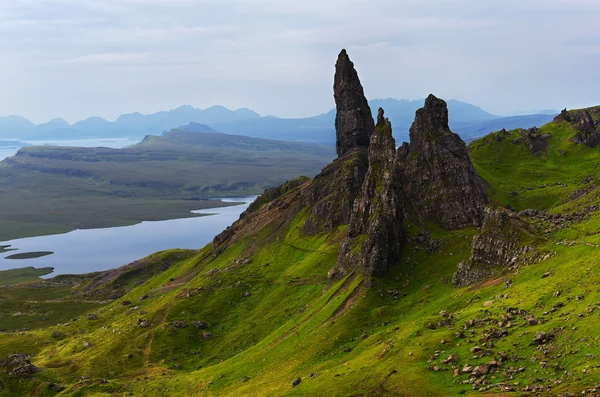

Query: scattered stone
[[173, 321, 188, 329], [192, 321, 208, 329]]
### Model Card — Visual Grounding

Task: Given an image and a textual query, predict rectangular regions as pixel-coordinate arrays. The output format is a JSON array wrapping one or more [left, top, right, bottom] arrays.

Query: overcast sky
[[1, 0, 599, 123]]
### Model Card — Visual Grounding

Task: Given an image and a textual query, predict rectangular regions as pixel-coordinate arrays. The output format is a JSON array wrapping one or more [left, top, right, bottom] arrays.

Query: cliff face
[[332, 109, 404, 278], [452, 206, 540, 287], [397, 94, 488, 229]]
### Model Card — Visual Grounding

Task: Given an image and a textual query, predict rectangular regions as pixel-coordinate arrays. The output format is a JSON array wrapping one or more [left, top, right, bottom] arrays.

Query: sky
[[0, 0, 599, 124]]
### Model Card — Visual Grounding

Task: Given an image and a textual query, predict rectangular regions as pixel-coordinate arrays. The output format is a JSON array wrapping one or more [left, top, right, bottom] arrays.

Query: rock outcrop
[[0, 353, 37, 378], [518, 127, 551, 155], [397, 94, 487, 229], [570, 110, 600, 148], [553, 108, 571, 123], [211, 53, 492, 281], [302, 50, 373, 235], [334, 49, 374, 157], [332, 109, 404, 278], [452, 206, 540, 287]]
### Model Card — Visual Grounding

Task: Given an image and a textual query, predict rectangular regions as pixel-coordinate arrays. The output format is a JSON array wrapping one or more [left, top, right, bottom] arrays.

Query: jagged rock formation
[[553, 108, 571, 123], [570, 110, 600, 148], [334, 49, 374, 157], [397, 94, 487, 229], [301, 50, 373, 235], [452, 206, 540, 287], [332, 109, 404, 278], [517, 127, 551, 154], [553, 107, 600, 148], [213, 55, 490, 280]]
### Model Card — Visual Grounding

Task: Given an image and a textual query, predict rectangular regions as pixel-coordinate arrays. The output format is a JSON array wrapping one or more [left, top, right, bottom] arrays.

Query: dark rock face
[[397, 94, 487, 229], [519, 127, 551, 155], [332, 110, 404, 278], [334, 49, 374, 157], [452, 206, 539, 287], [570, 110, 600, 147], [302, 50, 375, 236], [0, 353, 37, 377], [553, 108, 571, 123], [301, 150, 369, 235]]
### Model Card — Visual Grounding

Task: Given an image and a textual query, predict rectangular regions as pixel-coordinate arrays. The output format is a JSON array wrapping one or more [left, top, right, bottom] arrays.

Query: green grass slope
[[2, 115, 600, 396]]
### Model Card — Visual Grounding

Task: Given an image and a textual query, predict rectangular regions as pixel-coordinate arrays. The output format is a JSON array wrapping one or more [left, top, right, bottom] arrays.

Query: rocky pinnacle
[[332, 109, 404, 278], [397, 94, 488, 229], [334, 49, 374, 157]]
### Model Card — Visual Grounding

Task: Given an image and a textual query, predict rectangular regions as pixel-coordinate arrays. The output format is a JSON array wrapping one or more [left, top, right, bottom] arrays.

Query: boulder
[[192, 321, 208, 329]]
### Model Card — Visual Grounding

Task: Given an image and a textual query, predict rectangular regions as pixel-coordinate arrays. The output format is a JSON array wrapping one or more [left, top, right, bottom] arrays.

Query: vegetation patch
[[0, 267, 54, 285]]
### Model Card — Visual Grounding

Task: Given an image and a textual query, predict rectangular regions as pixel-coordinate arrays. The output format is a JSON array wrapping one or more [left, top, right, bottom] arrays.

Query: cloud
[[0, 0, 598, 123]]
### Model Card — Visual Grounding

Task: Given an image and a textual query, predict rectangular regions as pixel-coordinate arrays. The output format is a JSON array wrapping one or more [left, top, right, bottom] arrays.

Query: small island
[[0, 245, 16, 253], [5, 251, 54, 260]]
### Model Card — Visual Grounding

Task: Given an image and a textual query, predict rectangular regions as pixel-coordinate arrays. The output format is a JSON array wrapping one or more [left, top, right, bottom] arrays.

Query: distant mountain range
[[0, 99, 557, 144]]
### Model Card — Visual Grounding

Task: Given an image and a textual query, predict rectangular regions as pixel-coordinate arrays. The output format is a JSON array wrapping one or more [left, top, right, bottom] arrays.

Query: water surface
[[0, 138, 139, 161], [0, 197, 255, 276]]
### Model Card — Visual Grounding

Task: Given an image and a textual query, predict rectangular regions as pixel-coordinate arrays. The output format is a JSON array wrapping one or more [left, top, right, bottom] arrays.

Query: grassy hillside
[[2, 114, 600, 396], [0, 127, 334, 240]]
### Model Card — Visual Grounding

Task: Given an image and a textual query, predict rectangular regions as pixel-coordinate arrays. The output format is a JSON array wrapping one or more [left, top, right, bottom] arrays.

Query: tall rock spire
[[397, 94, 487, 229], [332, 108, 404, 279], [334, 49, 374, 157]]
